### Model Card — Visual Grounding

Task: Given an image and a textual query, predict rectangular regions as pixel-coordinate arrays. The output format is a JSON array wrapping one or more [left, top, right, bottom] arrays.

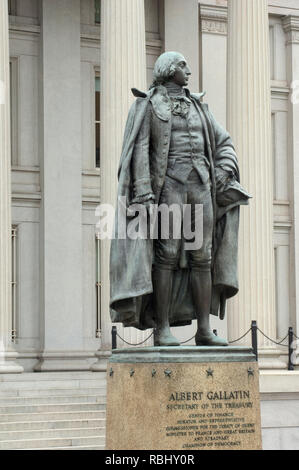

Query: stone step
[[35, 444, 106, 450], [0, 426, 105, 440], [0, 435, 105, 450], [0, 387, 106, 398], [0, 395, 106, 405], [0, 403, 105, 414], [0, 379, 106, 391], [0, 410, 106, 422], [0, 372, 106, 382], [0, 372, 108, 450], [0, 418, 105, 432]]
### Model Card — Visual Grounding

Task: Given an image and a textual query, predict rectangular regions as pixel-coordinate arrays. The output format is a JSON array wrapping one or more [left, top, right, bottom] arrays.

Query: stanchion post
[[251, 320, 258, 361], [112, 326, 117, 350], [288, 327, 294, 371]]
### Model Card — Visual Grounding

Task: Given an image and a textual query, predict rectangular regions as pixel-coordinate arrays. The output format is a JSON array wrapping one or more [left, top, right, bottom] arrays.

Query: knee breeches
[[154, 169, 213, 271]]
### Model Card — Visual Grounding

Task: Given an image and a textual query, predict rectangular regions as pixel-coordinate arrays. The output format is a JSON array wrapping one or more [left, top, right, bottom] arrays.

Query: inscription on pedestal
[[106, 361, 262, 450], [165, 388, 258, 449]]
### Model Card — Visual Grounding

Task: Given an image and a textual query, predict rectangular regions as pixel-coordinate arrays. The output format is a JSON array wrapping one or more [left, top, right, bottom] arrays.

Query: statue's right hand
[[128, 193, 155, 218], [131, 193, 155, 204], [143, 199, 155, 217]]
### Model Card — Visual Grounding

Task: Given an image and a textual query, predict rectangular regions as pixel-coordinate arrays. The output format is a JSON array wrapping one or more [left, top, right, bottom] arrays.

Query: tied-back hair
[[150, 51, 183, 89]]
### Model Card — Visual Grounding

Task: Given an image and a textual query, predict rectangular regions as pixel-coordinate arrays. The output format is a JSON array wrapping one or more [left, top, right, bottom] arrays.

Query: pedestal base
[[90, 349, 111, 372], [33, 351, 94, 372], [106, 346, 262, 450]]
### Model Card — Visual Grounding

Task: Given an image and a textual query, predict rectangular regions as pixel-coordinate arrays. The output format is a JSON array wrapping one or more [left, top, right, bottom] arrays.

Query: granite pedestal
[[106, 346, 262, 450]]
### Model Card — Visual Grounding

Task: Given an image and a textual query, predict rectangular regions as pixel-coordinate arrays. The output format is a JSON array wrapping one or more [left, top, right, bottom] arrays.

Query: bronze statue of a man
[[109, 51, 249, 347]]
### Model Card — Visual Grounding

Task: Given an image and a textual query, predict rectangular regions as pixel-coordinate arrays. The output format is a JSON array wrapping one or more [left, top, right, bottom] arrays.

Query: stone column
[[283, 16, 299, 368], [92, 0, 149, 369], [226, 0, 281, 368], [0, 1, 23, 373], [35, 0, 89, 371]]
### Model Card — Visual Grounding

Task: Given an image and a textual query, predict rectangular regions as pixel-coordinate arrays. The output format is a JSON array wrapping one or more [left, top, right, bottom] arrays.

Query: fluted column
[[227, 0, 279, 367], [92, 0, 150, 368], [283, 16, 299, 368], [0, 2, 23, 373]]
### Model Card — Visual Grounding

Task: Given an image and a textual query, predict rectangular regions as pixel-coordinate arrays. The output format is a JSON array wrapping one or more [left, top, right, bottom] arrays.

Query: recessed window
[[8, 0, 17, 16], [95, 0, 101, 24], [9, 58, 18, 166], [95, 233, 101, 338], [95, 75, 100, 168], [11, 226, 18, 343]]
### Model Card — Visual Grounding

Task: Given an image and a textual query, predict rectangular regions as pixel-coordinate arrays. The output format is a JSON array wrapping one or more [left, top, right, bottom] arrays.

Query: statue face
[[171, 55, 191, 87]]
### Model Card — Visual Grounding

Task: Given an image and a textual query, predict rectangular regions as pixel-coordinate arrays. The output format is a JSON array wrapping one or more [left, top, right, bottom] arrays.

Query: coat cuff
[[131, 193, 155, 204], [133, 178, 153, 197]]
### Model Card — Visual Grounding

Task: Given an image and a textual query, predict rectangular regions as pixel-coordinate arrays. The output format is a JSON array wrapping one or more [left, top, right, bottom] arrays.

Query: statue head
[[151, 51, 191, 88]]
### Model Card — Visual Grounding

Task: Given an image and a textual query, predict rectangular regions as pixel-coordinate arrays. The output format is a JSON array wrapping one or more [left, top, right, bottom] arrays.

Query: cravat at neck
[[164, 82, 185, 97]]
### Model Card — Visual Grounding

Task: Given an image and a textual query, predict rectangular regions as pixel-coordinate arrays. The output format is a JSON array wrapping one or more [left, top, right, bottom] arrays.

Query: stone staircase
[[0, 371, 107, 450]]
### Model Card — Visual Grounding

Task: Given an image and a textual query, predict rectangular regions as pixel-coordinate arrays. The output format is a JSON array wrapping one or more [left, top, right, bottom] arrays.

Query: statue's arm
[[208, 110, 239, 181], [208, 108, 250, 207], [131, 103, 155, 204]]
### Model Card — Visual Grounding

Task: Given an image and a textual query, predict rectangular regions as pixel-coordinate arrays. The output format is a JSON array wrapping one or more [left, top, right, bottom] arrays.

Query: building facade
[[1, 0, 299, 449]]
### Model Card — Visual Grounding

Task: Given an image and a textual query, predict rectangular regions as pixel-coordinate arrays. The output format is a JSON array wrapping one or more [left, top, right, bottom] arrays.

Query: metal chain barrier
[[180, 335, 196, 345], [228, 328, 252, 344], [113, 327, 291, 347], [116, 331, 154, 347], [276, 333, 289, 345], [256, 327, 288, 347], [111, 323, 297, 370], [115, 332, 197, 346]]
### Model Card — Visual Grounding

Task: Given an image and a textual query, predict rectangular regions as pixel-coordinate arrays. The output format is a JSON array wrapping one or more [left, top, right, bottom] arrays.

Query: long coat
[[109, 85, 249, 330]]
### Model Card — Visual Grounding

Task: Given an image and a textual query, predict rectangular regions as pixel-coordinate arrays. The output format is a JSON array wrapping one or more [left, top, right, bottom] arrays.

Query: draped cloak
[[109, 86, 249, 330]]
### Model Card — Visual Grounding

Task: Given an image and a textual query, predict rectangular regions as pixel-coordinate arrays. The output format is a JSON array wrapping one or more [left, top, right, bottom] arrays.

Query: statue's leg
[[190, 265, 212, 334], [187, 170, 228, 346], [190, 268, 227, 346], [152, 175, 182, 347], [152, 266, 180, 346]]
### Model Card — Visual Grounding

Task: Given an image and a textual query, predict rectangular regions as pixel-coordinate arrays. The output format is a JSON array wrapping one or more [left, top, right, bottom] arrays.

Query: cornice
[[271, 83, 290, 100], [199, 5, 227, 36], [282, 15, 299, 44], [9, 24, 40, 41]]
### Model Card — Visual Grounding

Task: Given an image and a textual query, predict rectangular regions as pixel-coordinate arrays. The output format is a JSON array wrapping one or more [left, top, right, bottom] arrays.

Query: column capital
[[282, 15, 299, 44]]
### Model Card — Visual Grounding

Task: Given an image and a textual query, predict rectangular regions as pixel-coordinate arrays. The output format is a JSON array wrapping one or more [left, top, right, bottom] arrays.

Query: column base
[[258, 348, 288, 370], [33, 351, 94, 372], [0, 351, 24, 374], [292, 348, 299, 369], [90, 349, 111, 372]]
